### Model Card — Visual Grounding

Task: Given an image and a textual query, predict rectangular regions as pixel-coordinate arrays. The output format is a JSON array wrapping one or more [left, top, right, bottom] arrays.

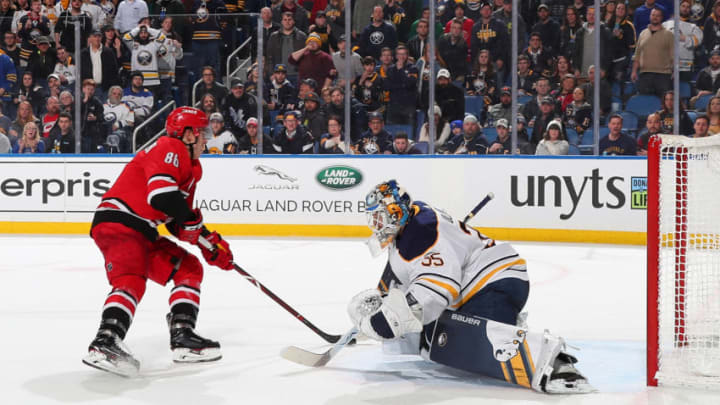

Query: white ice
[[1, 235, 717, 404]]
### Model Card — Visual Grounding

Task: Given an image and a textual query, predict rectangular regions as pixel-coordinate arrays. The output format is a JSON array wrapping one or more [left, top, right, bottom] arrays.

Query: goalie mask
[[365, 180, 412, 257]]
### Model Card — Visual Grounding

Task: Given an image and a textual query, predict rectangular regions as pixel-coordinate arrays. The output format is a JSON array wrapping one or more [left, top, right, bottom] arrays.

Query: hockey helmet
[[365, 180, 412, 256], [165, 107, 209, 140]]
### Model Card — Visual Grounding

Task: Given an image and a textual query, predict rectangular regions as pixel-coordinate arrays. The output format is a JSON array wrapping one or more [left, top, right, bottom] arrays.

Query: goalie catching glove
[[348, 288, 422, 341], [199, 231, 234, 270]]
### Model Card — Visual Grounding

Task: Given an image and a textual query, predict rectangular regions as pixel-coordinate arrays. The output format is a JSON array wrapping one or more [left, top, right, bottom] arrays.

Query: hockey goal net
[[647, 135, 720, 387]]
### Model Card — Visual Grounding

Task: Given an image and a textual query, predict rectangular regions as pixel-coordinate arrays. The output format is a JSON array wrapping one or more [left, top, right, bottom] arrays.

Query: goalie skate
[[82, 332, 140, 378], [532, 331, 596, 394]]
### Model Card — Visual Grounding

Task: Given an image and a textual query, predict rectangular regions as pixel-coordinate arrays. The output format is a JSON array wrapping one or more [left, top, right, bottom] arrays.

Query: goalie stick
[[281, 192, 496, 367], [198, 236, 343, 343]]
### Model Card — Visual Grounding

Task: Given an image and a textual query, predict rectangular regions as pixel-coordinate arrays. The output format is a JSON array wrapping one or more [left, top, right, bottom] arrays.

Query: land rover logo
[[316, 166, 363, 190]]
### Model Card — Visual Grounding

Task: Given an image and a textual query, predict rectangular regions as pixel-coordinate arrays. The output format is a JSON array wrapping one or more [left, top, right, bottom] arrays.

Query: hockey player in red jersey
[[82, 107, 235, 377]]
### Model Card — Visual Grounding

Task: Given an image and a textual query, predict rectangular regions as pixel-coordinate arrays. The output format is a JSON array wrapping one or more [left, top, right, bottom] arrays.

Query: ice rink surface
[[1, 235, 718, 404]]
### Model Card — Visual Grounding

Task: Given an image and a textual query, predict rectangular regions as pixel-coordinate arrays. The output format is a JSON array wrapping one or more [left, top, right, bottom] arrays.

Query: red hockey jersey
[[92, 136, 202, 240]]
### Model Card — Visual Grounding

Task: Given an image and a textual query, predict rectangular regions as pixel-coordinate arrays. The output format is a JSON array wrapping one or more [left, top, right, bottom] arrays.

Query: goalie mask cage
[[647, 134, 720, 387]]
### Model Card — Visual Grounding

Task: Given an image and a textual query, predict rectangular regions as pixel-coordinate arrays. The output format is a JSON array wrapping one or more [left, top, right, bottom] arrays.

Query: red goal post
[[647, 134, 720, 387]]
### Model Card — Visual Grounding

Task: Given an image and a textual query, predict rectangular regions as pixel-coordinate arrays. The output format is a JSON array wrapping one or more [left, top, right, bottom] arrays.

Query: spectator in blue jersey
[[599, 113, 637, 156], [190, 0, 223, 82], [0, 47, 17, 116], [359, 6, 398, 59], [354, 111, 393, 154], [271, 110, 315, 154], [634, 0, 668, 35], [122, 71, 153, 123], [383, 45, 418, 125], [442, 113, 489, 154]]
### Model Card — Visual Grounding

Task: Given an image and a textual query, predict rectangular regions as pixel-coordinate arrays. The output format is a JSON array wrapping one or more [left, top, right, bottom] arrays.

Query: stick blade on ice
[[280, 346, 332, 367]]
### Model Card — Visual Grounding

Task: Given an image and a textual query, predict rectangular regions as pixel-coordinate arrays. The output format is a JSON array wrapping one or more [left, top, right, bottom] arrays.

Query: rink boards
[[0, 155, 646, 244]]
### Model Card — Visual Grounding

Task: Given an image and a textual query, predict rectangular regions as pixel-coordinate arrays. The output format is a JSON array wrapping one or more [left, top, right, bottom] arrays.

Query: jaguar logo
[[253, 165, 297, 182]]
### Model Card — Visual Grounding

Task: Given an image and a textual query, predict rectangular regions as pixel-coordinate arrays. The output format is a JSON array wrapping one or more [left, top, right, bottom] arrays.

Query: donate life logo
[[316, 166, 363, 190]]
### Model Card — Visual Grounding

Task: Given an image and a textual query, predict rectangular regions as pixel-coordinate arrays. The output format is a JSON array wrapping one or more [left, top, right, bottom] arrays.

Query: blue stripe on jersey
[[396, 202, 438, 262]]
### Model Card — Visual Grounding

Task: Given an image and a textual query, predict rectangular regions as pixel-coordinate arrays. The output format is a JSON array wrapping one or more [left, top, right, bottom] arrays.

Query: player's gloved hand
[[355, 288, 422, 341], [200, 231, 234, 270], [177, 208, 204, 244]]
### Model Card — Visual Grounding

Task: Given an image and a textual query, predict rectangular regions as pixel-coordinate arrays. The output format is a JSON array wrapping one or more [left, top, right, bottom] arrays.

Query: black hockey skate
[[82, 331, 140, 377], [167, 313, 222, 363], [543, 353, 595, 394]]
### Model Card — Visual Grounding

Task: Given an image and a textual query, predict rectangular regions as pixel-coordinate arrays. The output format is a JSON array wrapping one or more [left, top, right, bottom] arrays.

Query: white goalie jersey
[[381, 202, 529, 324]]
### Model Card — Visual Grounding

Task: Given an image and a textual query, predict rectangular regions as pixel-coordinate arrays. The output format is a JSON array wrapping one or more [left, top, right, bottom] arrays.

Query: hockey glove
[[356, 288, 422, 341], [200, 231, 234, 270], [176, 208, 204, 245]]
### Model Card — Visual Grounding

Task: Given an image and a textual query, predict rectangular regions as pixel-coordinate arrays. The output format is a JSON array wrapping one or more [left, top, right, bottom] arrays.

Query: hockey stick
[[462, 192, 495, 225], [280, 326, 359, 367], [281, 192, 496, 367], [198, 236, 343, 343]]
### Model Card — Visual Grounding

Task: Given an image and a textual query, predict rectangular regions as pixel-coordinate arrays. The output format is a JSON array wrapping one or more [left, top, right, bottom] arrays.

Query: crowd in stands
[[1, 0, 719, 156]]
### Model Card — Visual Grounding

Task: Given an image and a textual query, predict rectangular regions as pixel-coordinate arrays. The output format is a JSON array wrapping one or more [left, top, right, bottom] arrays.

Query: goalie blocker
[[350, 180, 594, 394]]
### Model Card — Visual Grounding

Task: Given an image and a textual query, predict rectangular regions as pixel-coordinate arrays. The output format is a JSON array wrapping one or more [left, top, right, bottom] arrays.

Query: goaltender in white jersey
[[348, 180, 594, 394]]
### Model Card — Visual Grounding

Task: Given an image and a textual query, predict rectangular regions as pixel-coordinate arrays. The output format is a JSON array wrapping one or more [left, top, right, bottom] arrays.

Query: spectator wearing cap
[[359, 6, 398, 60], [418, 104, 451, 149], [55, 0, 92, 52], [332, 34, 363, 87], [631, 7, 674, 98], [301, 91, 327, 139], [435, 68, 465, 123], [445, 2, 474, 49], [449, 119, 463, 137], [289, 32, 336, 89], [195, 66, 228, 107], [693, 50, 720, 107], [392, 131, 421, 154], [122, 71, 153, 122], [27, 35, 56, 83], [572, 7, 611, 77], [221, 79, 257, 139], [634, 0, 668, 36], [355, 111, 393, 154], [80, 78, 107, 153], [487, 86, 512, 127], [325, 85, 368, 141], [204, 112, 238, 154], [309, 10, 335, 54], [535, 119, 569, 156], [383, 45, 418, 125], [272, 0, 310, 33], [81, 29, 119, 100], [487, 118, 512, 154], [272, 110, 315, 154], [531, 3, 560, 54], [437, 19, 469, 80], [267, 11, 307, 82], [237, 117, 275, 154], [114, 0, 149, 35], [319, 115, 348, 154], [296, 78, 317, 110], [353, 56, 385, 113], [265, 64, 297, 115], [470, 2, 508, 72], [443, 113, 489, 154], [18, 0, 50, 66], [530, 96, 561, 148], [0, 46, 16, 115], [14, 71, 44, 116], [52, 46, 76, 88]]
